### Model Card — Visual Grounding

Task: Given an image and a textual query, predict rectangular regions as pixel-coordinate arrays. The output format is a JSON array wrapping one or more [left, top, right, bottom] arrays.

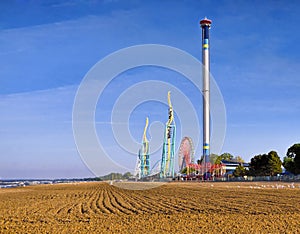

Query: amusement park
[[134, 90, 227, 181], [133, 18, 228, 181]]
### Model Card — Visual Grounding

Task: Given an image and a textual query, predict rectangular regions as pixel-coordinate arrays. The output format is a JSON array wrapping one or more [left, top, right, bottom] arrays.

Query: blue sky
[[0, 0, 299, 179]]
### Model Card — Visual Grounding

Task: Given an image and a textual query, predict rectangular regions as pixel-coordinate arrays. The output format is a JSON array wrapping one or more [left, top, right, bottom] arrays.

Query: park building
[[220, 160, 250, 176]]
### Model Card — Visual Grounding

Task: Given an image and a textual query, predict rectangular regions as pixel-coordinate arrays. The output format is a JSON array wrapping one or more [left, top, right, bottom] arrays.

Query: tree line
[[211, 143, 300, 177]]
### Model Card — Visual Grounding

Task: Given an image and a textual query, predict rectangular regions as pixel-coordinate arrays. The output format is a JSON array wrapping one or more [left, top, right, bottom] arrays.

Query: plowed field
[[0, 182, 300, 233]]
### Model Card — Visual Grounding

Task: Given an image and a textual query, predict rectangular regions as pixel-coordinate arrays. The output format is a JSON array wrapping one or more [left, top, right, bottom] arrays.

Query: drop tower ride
[[200, 18, 212, 175]]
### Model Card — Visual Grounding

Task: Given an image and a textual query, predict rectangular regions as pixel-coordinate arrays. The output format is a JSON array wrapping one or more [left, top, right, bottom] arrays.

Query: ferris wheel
[[178, 137, 194, 172]]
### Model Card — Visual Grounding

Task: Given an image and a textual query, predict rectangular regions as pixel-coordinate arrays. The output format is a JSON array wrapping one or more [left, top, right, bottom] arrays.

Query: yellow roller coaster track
[[167, 91, 174, 125], [143, 117, 149, 153], [165, 91, 175, 175]]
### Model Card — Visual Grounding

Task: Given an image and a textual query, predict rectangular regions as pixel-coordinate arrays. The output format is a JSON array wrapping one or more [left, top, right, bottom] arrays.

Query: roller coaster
[[135, 117, 150, 179], [134, 91, 175, 179], [134, 91, 225, 181], [160, 91, 176, 178]]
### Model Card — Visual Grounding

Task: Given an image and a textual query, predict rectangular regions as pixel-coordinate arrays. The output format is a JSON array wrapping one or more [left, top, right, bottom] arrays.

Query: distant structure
[[200, 17, 212, 175], [221, 160, 250, 176], [135, 117, 150, 179], [160, 91, 176, 178]]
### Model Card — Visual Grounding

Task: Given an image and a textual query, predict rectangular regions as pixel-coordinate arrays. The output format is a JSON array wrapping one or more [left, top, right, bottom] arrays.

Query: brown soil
[[0, 181, 299, 233]]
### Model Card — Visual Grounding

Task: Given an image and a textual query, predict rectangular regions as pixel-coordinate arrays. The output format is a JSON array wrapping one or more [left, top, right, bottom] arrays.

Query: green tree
[[249, 151, 282, 176], [249, 154, 265, 176], [213, 152, 234, 164], [210, 153, 219, 164], [283, 143, 300, 175], [220, 153, 234, 161], [123, 172, 132, 179], [233, 165, 247, 177], [199, 153, 239, 165], [268, 151, 282, 176], [283, 157, 295, 174], [233, 156, 245, 163], [100, 173, 124, 180]]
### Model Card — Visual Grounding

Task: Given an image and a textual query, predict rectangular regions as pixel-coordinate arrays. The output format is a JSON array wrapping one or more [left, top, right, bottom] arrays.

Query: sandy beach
[[0, 181, 299, 233]]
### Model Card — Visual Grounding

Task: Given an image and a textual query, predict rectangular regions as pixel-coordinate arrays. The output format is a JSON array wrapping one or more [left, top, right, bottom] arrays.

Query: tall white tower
[[200, 17, 212, 176]]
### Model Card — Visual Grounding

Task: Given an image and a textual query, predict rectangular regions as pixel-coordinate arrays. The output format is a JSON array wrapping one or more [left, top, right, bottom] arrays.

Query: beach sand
[[0, 181, 299, 233]]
